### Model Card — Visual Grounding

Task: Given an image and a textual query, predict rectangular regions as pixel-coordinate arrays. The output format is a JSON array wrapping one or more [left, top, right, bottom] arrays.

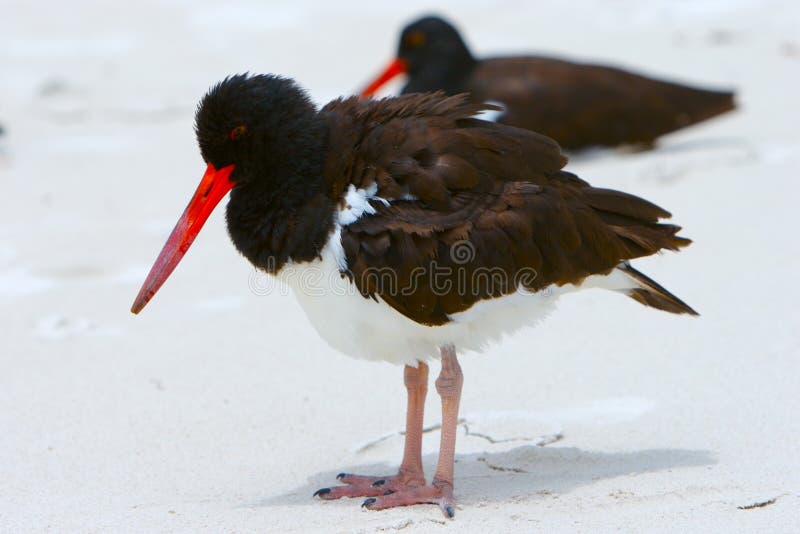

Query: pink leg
[[362, 345, 463, 518], [314, 362, 429, 500], [399, 361, 428, 483]]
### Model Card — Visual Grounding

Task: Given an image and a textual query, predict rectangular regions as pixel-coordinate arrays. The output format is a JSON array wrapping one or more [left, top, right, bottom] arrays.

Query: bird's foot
[[314, 472, 425, 500], [315, 474, 455, 518], [362, 480, 455, 518]]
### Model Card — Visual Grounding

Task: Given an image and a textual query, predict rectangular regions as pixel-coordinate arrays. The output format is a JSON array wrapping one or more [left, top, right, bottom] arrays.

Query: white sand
[[1, 1, 798, 532]]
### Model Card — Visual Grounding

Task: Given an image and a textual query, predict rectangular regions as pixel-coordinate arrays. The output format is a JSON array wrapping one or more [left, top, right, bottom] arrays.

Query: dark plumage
[[189, 76, 696, 323], [361, 15, 736, 150], [322, 92, 695, 323]]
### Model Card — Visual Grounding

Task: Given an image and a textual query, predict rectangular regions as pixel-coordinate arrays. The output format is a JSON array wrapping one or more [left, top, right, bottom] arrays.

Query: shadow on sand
[[254, 444, 714, 508]]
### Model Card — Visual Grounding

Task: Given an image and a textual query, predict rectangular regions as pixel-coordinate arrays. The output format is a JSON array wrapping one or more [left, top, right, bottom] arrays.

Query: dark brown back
[[466, 56, 735, 149], [322, 93, 691, 325]]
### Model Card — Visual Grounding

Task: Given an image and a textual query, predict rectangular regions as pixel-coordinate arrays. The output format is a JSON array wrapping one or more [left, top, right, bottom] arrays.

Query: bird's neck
[[406, 50, 476, 95], [225, 121, 336, 274]]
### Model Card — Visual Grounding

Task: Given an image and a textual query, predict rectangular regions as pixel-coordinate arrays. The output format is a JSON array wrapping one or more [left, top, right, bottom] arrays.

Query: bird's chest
[[276, 234, 447, 365]]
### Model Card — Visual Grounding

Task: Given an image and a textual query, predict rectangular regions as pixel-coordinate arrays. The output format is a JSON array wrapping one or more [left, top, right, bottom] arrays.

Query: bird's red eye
[[229, 125, 248, 141], [403, 31, 426, 48]]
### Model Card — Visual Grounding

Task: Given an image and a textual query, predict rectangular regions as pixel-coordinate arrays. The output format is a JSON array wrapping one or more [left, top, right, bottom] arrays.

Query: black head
[[195, 74, 332, 270], [398, 16, 474, 81], [195, 73, 321, 186], [131, 74, 332, 314], [359, 16, 476, 97]]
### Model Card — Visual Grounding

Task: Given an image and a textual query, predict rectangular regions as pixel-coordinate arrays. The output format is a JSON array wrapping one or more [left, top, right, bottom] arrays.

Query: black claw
[[362, 498, 377, 508], [384, 490, 394, 495], [313, 488, 331, 498], [336, 473, 346, 481], [371, 479, 386, 487], [444, 505, 455, 518]]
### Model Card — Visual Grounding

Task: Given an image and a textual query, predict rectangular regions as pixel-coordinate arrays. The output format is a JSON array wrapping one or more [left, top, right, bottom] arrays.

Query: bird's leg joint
[[435, 345, 463, 399]]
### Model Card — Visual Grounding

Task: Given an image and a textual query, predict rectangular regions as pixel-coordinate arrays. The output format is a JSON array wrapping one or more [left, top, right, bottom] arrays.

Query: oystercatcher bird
[[360, 15, 736, 150], [131, 74, 697, 518]]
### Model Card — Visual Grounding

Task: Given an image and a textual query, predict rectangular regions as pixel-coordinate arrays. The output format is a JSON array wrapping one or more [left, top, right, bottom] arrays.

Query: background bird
[[361, 15, 736, 150], [132, 74, 696, 518]]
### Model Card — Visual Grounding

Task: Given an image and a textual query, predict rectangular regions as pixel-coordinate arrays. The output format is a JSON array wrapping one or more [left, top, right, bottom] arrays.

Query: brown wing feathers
[[619, 263, 698, 316], [324, 94, 694, 325], [468, 57, 735, 149]]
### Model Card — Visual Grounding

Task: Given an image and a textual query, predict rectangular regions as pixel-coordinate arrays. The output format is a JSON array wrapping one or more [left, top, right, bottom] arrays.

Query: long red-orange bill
[[131, 163, 235, 314], [359, 58, 408, 98]]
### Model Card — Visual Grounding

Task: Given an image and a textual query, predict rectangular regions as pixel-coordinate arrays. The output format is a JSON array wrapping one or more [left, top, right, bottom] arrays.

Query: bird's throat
[[225, 168, 335, 274]]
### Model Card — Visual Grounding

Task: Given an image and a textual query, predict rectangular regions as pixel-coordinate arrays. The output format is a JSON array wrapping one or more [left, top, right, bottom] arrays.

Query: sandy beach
[[1, 1, 798, 532]]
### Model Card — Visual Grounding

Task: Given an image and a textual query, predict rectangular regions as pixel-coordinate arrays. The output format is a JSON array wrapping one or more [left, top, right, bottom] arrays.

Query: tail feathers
[[618, 263, 698, 316], [671, 86, 736, 128]]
